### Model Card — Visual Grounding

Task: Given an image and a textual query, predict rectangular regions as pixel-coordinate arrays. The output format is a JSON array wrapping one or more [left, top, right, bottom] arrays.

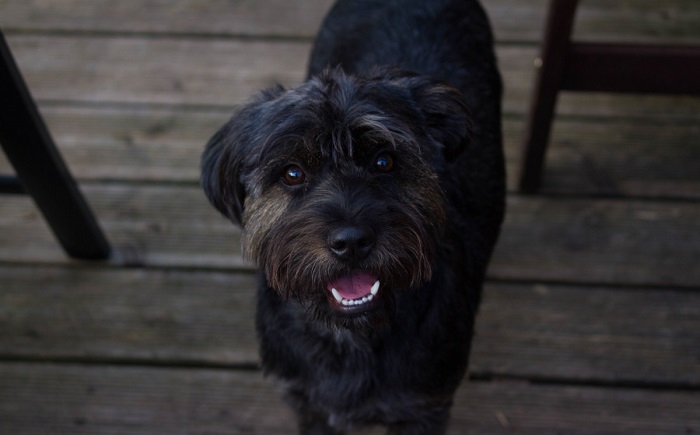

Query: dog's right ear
[[201, 86, 286, 225], [201, 122, 246, 224], [368, 68, 473, 163], [410, 81, 473, 163]]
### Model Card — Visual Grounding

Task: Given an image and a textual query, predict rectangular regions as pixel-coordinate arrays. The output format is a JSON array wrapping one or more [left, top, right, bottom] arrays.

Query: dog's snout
[[328, 226, 375, 262]]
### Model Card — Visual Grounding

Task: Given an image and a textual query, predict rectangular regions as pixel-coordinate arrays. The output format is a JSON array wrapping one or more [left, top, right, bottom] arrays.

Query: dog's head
[[202, 68, 472, 327]]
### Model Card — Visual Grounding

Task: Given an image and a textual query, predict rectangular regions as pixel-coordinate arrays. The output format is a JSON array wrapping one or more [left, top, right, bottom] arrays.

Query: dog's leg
[[386, 406, 450, 435], [286, 390, 345, 435], [297, 412, 343, 435]]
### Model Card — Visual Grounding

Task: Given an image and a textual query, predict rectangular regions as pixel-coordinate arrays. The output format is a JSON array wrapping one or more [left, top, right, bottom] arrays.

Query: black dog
[[201, 0, 504, 433]]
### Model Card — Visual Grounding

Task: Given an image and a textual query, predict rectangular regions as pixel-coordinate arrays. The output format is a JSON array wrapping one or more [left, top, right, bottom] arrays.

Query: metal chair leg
[[0, 30, 111, 259], [518, 0, 579, 193]]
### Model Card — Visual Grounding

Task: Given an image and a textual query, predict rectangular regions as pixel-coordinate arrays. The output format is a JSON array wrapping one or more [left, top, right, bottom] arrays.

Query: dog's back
[[308, 0, 499, 94]]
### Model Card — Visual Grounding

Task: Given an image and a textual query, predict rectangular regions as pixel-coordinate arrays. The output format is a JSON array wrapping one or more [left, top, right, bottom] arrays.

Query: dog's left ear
[[412, 81, 473, 162], [201, 86, 286, 225], [201, 121, 247, 225]]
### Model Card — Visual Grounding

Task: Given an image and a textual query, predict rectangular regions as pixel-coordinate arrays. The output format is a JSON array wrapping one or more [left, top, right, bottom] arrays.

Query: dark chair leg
[[0, 30, 111, 259], [518, 0, 579, 193]]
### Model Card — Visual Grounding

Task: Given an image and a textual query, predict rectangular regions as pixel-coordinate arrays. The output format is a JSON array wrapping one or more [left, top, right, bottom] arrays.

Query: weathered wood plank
[[4, 35, 700, 119], [1, 105, 698, 198], [0, 105, 227, 183], [0, 362, 698, 434], [569, 0, 700, 44], [0, 362, 297, 435], [490, 195, 700, 287], [472, 283, 700, 386], [539, 116, 700, 198], [0, 266, 259, 366], [0, 0, 335, 39], [452, 381, 700, 434], [1, 265, 698, 385], [0, 185, 246, 269], [1, 186, 700, 287], [3, 35, 309, 107], [1, 0, 699, 44]]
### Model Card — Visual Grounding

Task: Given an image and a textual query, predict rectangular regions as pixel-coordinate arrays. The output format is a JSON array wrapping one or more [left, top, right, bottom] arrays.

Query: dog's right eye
[[373, 153, 395, 173], [282, 164, 306, 186]]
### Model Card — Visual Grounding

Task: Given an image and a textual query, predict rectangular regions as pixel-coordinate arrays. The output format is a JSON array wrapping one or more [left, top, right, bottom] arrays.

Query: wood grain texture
[[0, 0, 335, 39], [1, 0, 699, 44], [3, 35, 700, 120], [1, 265, 698, 385], [2, 105, 699, 198], [3, 35, 310, 107], [0, 184, 246, 269], [472, 283, 700, 386], [0, 362, 698, 435], [490, 196, 700, 287], [0, 266, 259, 366], [2, 186, 700, 287], [1, 1, 699, 433]]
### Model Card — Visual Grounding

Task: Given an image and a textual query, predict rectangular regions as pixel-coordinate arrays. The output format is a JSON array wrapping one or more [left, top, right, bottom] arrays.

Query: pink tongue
[[327, 271, 377, 299]]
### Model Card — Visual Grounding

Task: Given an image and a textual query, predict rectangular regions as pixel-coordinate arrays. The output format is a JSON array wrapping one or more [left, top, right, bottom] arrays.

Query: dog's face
[[202, 68, 472, 327]]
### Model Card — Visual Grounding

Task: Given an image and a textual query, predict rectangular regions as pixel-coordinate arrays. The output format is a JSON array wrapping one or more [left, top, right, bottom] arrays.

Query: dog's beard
[[243, 200, 443, 330]]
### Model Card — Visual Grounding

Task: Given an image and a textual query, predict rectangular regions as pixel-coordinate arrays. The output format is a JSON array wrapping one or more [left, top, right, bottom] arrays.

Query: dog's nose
[[327, 226, 375, 262]]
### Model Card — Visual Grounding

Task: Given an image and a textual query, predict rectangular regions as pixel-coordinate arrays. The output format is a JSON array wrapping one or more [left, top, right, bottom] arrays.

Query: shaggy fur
[[201, 0, 504, 433]]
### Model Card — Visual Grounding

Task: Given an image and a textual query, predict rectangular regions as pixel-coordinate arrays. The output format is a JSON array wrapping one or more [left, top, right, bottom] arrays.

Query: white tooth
[[341, 299, 350, 306], [331, 288, 343, 303], [367, 294, 374, 301], [370, 281, 380, 295], [362, 296, 369, 303]]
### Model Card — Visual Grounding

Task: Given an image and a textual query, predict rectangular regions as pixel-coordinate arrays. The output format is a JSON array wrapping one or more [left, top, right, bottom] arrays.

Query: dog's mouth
[[326, 270, 380, 313]]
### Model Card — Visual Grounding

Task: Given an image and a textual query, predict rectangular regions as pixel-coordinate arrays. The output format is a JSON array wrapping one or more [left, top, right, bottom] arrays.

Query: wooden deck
[[1, 0, 699, 433]]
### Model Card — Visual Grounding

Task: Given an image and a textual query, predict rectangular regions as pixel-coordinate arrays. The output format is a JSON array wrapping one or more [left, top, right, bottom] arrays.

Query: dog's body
[[201, 0, 504, 433]]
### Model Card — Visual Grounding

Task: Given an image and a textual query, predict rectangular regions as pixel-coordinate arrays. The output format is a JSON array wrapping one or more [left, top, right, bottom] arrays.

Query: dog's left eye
[[374, 153, 395, 173], [282, 164, 306, 186]]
